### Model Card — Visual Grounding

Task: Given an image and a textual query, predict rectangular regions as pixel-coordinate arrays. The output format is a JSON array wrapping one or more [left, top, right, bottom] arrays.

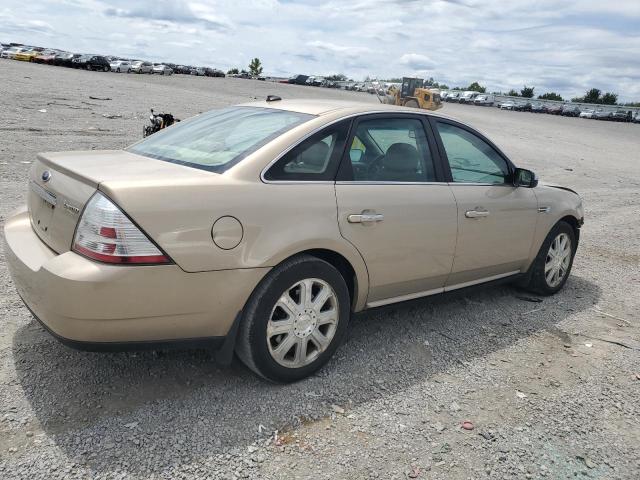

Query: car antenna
[[266, 95, 281, 102]]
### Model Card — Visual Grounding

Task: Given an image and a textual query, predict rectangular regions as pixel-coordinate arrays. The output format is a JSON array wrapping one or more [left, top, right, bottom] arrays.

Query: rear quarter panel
[[100, 179, 370, 310]]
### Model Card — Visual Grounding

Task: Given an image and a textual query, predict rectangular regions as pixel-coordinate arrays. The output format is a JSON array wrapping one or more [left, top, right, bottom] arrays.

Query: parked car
[[593, 109, 612, 120], [458, 91, 479, 104], [546, 105, 563, 115], [14, 49, 39, 62], [514, 102, 532, 112], [72, 55, 110, 71], [288, 74, 309, 85], [446, 91, 461, 102], [110, 60, 132, 73], [530, 103, 547, 113], [53, 52, 79, 67], [611, 110, 632, 122], [579, 109, 595, 119], [34, 50, 58, 64], [131, 61, 153, 74], [204, 68, 225, 77], [190, 67, 206, 76], [152, 64, 173, 75], [561, 105, 581, 117], [4, 99, 583, 383], [1, 46, 27, 59], [499, 101, 515, 110], [632, 112, 640, 123], [473, 94, 494, 106]]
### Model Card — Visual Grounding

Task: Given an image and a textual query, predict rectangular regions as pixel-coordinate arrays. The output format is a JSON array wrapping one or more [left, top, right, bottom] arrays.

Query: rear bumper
[[4, 207, 268, 346]]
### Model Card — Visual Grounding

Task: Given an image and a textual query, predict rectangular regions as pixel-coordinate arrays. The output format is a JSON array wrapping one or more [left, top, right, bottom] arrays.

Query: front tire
[[236, 254, 350, 383], [404, 99, 420, 108], [523, 221, 576, 295]]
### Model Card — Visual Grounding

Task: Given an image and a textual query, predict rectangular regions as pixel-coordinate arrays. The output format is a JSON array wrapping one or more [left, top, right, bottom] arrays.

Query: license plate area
[[29, 182, 57, 238]]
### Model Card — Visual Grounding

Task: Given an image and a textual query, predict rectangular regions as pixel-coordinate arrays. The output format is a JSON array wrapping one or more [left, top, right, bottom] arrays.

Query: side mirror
[[513, 168, 538, 188]]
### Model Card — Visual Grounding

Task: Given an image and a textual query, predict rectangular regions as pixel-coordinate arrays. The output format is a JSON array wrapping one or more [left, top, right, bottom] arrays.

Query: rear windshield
[[128, 107, 314, 173]]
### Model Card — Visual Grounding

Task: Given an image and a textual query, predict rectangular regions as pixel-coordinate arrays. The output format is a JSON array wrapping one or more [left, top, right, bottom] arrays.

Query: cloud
[[399, 53, 436, 71], [0, 0, 638, 101]]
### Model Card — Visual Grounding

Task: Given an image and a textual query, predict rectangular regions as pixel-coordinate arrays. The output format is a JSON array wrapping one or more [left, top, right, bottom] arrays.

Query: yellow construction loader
[[381, 77, 442, 111]]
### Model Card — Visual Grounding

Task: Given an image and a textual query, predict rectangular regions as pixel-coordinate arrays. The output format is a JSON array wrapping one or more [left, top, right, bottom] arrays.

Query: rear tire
[[236, 254, 350, 383], [523, 221, 576, 295], [404, 99, 420, 108]]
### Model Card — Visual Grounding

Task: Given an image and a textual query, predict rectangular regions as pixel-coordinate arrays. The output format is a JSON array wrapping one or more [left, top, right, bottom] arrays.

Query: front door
[[432, 119, 538, 286], [335, 115, 458, 306]]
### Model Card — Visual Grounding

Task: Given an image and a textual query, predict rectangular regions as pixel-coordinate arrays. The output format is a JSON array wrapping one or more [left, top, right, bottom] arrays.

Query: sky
[[2, 0, 640, 101]]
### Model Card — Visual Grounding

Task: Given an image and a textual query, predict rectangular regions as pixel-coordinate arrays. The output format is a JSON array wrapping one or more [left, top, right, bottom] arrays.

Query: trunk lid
[[28, 150, 215, 254]]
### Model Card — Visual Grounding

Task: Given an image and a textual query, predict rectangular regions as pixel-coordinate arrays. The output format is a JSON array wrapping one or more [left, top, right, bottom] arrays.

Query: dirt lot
[[0, 60, 639, 479]]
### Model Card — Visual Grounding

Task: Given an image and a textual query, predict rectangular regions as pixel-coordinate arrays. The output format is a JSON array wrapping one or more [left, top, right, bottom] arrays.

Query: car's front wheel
[[523, 221, 576, 295], [236, 254, 350, 383]]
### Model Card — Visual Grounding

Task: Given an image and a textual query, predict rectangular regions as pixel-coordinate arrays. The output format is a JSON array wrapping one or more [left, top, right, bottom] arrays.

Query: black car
[[53, 52, 80, 67], [561, 105, 581, 117], [288, 74, 309, 85], [611, 110, 632, 122], [72, 54, 111, 71], [514, 102, 532, 112]]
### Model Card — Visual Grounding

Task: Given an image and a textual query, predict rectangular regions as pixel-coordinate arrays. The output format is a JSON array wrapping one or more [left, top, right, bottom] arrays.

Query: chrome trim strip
[[538, 206, 551, 213], [30, 181, 57, 206], [367, 287, 443, 308], [443, 271, 520, 292], [366, 271, 521, 308], [336, 181, 448, 186]]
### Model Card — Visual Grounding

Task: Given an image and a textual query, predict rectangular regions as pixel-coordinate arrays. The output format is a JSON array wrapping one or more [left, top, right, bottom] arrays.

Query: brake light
[[73, 192, 170, 264]]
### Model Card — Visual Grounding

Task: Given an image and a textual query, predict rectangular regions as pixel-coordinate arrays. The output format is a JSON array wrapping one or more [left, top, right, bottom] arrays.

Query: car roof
[[238, 99, 435, 116]]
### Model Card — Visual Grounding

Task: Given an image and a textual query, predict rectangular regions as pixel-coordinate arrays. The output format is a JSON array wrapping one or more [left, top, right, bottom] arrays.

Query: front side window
[[346, 117, 436, 182], [128, 107, 313, 173], [436, 122, 509, 184], [264, 120, 349, 181]]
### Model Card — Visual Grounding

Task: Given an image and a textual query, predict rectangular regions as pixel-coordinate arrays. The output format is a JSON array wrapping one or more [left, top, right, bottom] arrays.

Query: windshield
[[128, 107, 314, 173]]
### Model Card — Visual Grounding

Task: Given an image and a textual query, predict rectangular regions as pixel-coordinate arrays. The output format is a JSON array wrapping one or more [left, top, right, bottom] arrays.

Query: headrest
[[382, 143, 420, 172]]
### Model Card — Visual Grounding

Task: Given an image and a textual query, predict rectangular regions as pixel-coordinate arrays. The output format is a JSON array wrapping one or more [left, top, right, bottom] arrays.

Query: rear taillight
[[72, 192, 170, 265]]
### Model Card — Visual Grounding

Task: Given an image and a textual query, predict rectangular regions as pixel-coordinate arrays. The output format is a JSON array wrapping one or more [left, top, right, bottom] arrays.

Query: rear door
[[430, 118, 538, 286], [335, 114, 458, 306]]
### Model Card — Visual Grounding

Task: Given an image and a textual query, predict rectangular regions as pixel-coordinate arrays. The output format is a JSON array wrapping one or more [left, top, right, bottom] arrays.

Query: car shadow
[[12, 275, 600, 475]]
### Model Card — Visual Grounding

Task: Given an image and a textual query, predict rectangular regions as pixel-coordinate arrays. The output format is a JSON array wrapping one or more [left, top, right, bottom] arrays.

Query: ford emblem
[[42, 170, 51, 182]]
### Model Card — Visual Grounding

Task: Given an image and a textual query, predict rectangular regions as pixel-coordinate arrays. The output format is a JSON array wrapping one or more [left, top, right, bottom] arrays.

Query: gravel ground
[[0, 60, 639, 479]]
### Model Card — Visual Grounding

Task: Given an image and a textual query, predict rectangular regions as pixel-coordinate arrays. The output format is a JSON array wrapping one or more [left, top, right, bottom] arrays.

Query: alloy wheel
[[545, 233, 572, 287], [267, 278, 339, 368]]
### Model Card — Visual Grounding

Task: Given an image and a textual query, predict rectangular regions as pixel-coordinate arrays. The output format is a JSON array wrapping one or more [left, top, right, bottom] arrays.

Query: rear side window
[[128, 107, 314, 173], [264, 120, 350, 181]]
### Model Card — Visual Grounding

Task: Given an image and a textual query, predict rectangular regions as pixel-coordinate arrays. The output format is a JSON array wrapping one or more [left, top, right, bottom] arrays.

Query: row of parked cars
[[0, 43, 226, 78], [441, 90, 639, 123]]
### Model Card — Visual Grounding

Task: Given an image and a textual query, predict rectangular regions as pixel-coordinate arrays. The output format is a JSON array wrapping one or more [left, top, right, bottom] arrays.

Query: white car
[[110, 60, 132, 73], [152, 64, 173, 75], [458, 91, 479, 104], [474, 94, 495, 106], [1, 46, 27, 59], [131, 61, 153, 74], [579, 109, 595, 119], [499, 101, 516, 110]]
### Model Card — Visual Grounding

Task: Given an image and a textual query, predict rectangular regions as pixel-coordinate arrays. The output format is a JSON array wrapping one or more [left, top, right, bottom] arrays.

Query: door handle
[[348, 212, 384, 224], [465, 209, 490, 218]]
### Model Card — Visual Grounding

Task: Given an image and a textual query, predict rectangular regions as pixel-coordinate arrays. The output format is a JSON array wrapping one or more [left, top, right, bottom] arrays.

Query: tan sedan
[[4, 99, 583, 382]]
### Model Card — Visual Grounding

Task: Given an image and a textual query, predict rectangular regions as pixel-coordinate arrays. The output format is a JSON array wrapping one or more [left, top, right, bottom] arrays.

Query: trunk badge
[[42, 170, 52, 182]]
